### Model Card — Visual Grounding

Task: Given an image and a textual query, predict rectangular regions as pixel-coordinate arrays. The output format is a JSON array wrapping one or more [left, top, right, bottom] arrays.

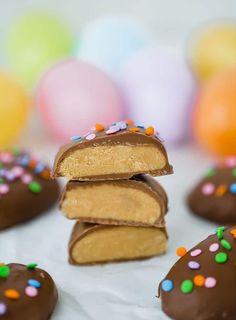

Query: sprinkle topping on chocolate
[[159, 226, 236, 320], [0, 263, 57, 319], [187, 158, 236, 224]]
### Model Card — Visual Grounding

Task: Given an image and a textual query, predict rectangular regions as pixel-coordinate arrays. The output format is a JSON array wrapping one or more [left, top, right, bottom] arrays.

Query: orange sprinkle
[[29, 159, 37, 169], [145, 126, 154, 136], [126, 119, 134, 125], [95, 123, 104, 132], [4, 289, 20, 300], [193, 275, 205, 287], [40, 169, 50, 180], [215, 184, 227, 197], [230, 229, 236, 238], [129, 127, 140, 133], [176, 247, 187, 257]]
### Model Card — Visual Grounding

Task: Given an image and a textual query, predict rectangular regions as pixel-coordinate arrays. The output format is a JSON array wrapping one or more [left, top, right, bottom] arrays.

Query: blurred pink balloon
[[121, 47, 196, 145], [36, 59, 124, 141]]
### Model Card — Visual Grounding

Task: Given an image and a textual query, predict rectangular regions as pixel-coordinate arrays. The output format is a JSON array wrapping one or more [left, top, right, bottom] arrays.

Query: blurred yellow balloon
[[6, 11, 73, 90], [0, 73, 29, 146], [190, 23, 236, 81]]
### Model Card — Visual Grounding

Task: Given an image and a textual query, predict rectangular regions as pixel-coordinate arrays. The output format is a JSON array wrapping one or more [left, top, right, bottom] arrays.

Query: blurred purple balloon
[[121, 47, 196, 144]]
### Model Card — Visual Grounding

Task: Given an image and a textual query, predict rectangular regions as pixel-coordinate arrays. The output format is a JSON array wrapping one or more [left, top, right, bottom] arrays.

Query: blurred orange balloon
[[193, 69, 236, 156], [0, 73, 29, 146]]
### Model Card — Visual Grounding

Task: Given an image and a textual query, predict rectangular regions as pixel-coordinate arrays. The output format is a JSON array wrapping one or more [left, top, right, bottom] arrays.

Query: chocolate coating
[[0, 263, 58, 319], [159, 226, 236, 320], [60, 174, 168, 227], [187, 160, 236, 224], [52, 121, 173, 180], [0, 149, 60, 230]]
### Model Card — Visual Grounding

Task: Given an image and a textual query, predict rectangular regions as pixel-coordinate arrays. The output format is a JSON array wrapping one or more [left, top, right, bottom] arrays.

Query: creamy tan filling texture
[[71, 226, 167, 264], [62, 184, 162, 225], [59, 144, 166, 179]]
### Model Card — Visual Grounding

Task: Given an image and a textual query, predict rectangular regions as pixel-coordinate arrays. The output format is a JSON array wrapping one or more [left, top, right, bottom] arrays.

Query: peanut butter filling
[[70, 224, 167, 264], [61, 182, 165, 226], [57, 144, 167, 180]]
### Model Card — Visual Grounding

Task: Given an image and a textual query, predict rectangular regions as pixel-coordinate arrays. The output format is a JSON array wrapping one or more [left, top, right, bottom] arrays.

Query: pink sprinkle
[[0, 152, 13, 164], [225, 157, 236, 168], [21, 173, 33, 184], [25, 286, 38, 297], [201, 183, 215, 195], [11, 166, 24, 177], [0, 184, 9, 194], [190, 249, 202, 257], [106, 126, 120, 135], [205, 277, 216, 288], [85, 133, 96, 140], [209, 243, 220, 252]]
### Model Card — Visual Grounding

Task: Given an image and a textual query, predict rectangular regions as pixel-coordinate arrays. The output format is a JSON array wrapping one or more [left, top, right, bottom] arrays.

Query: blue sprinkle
[[70, 136, 81, 141], [34, 163, 45, 174], [230, 183, 236, 194], [137, 125, 145, 129], [21, 155, 30, 167], [28, 279, 41, 288], [162, 279, 174, 292]]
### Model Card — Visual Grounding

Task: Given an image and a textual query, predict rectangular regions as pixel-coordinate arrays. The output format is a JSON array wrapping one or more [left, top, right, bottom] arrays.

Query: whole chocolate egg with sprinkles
[[0, 148, 59, 230], [187, 157, 236, 224], [159, 226, 236, 320], [0, 263, 57, 319]]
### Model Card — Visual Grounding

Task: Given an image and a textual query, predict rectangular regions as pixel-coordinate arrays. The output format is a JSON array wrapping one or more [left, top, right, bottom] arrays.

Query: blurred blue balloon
[[75, 16, 152, 78]]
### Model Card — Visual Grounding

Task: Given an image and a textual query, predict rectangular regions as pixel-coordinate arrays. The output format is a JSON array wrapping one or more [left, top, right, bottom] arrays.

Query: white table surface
[[0, 140, 219, 320]]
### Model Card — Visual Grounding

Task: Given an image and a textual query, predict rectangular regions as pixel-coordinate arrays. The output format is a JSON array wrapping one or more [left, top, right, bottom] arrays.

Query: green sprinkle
[[11, 147, 20, 156], [26, 263, 38, 270], [180, 280, 193, 294], [233, 168, 236, 178], [29, 181, 42, 193], [0, 265, 10, 278], [221, 239, 232, 250], [0, 163, 3, 169], [0, 178, 4, 184], [215, 252, 228, 264], [205, 168, 215, 178], [216, 226, 225, 239]]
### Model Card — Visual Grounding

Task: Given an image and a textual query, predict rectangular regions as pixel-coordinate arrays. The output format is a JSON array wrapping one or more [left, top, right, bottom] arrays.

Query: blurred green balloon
[[6, 11, 73, 90]]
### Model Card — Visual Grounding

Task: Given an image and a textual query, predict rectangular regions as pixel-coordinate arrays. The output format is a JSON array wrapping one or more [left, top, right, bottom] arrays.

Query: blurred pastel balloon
[[189, 23, 236, 81], [36, 59, 124, 141], [76, 16, 152, 78], [194, 69, 236, 156], [121, 47, 196, 144], [6, 11, 73, 89], [0, 73, 29, 146]]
